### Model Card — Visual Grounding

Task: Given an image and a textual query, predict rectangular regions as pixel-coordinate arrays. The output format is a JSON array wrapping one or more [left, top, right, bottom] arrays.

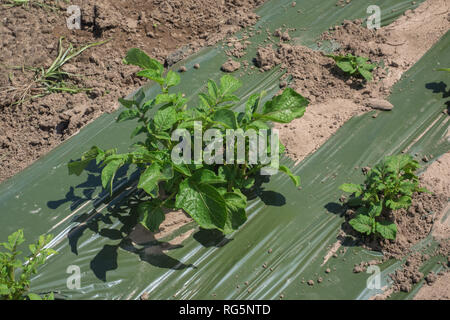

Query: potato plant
[[327, 53, 376, 81], [0, 229, 57, 300], [339, 154, 428, 240], [68, 48, 308, 235]]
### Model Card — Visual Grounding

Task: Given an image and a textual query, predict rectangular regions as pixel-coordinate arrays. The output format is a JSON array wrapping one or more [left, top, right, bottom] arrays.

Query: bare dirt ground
[[0, 0, 263, 183], [272, 0, 450, 162]]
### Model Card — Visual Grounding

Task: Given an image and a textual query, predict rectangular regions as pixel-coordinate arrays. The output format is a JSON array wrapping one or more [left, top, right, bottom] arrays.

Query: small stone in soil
[[325, 268, 331, 274], [366, 98, 394, 111], [179, 66, 187, 72], [307, 280, 314, 286], [193, 63, 200, 69], [221, 59, 241, 72]]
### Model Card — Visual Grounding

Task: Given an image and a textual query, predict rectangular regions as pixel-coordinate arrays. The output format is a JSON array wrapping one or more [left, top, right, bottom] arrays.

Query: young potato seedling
[[327, 53, 377, 81], [0, 230, 57, 300], [339, 154, 428, 240], [68, 48, 308, 235]]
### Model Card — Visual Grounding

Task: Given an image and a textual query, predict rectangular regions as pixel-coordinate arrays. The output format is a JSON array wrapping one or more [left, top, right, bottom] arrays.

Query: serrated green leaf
[[27, 293, 42, 300], [220, 75, 242, 96], [339, 183, 362, 194], [212, 109, 238, 129], [175, 179, 227, 231], [223, 191, 248, 234], [138, 163, 162, 195], [207, 80, 219, 102], [124, 48, 163, 75], [136, 69, 165, 85], [337, 60, 355, 73], [118, 98, 135, 109], [359, 68, 373, 81], [101, 159, 123, 193], [279, 165, 300, 187], [154, 93, 176, 105], [138, 202, 165, 232], [386, 196, 412, 210], [376, 221, 397, 240], [260, 88, 308, 123], [349, 214, 374, 235], [154, 106, 177, 131], [165, 70, 180, 88], [191, 169, 227, 185], [68, 160, 90, 176], [117, 109, 139, 122], [130, 125, 146, 139], [0, 284, 9, 295]]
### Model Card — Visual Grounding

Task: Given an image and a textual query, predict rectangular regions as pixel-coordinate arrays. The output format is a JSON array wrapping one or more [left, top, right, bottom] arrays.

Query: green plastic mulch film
[[1, 0, 449, 300]]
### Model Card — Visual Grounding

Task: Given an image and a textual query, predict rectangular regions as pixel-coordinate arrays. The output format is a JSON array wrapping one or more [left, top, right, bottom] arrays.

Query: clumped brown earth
[[0, 0, 264, 183], [263, 0, 450, 162]]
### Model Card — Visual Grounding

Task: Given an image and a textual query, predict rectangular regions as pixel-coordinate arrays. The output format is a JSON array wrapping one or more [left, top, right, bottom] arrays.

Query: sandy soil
[[272, 0, 450, 163], [0, 0, 263, 183], [412, 152, 450, 300]]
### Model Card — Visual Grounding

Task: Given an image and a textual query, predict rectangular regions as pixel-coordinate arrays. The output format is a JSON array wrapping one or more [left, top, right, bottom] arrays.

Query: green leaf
[[376, 221, 397, 240], [339, 183, 362, 194], [349, 214, 374, 235], [118, 98, 135, 109], [386, 196, 412, 210], [223, 191, 247, 234], [260, 88, 308, 123], [138, 202, 165, 232], [191, 169, 227, 185], [124, 48, 163, 75], [359, 68, 373, 81], [279, 165, 300, 187], [27, 293, 42, 300], [154, 93, 176, 105], [212, 109, 238, 129], [101, 159, 123, 193], [138, 163, 162, 195], [8, 229, 25, 248], [337, 60, 355, 73], [207, 80, 219, 101], [68, 160, 90, 176], [165, 70, 180, 88], [130, 125, 146, 139], [154, 106, 177, 131], [137, 69, 165, 85], [220, 75, 242, 96], [0, 284, 9, 295], [367, 203, 383, 217], [175, 179, 227, 231], [362, 63, 376, 71], [117, 109, 139, 122], [172, 163, 191, 176]]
